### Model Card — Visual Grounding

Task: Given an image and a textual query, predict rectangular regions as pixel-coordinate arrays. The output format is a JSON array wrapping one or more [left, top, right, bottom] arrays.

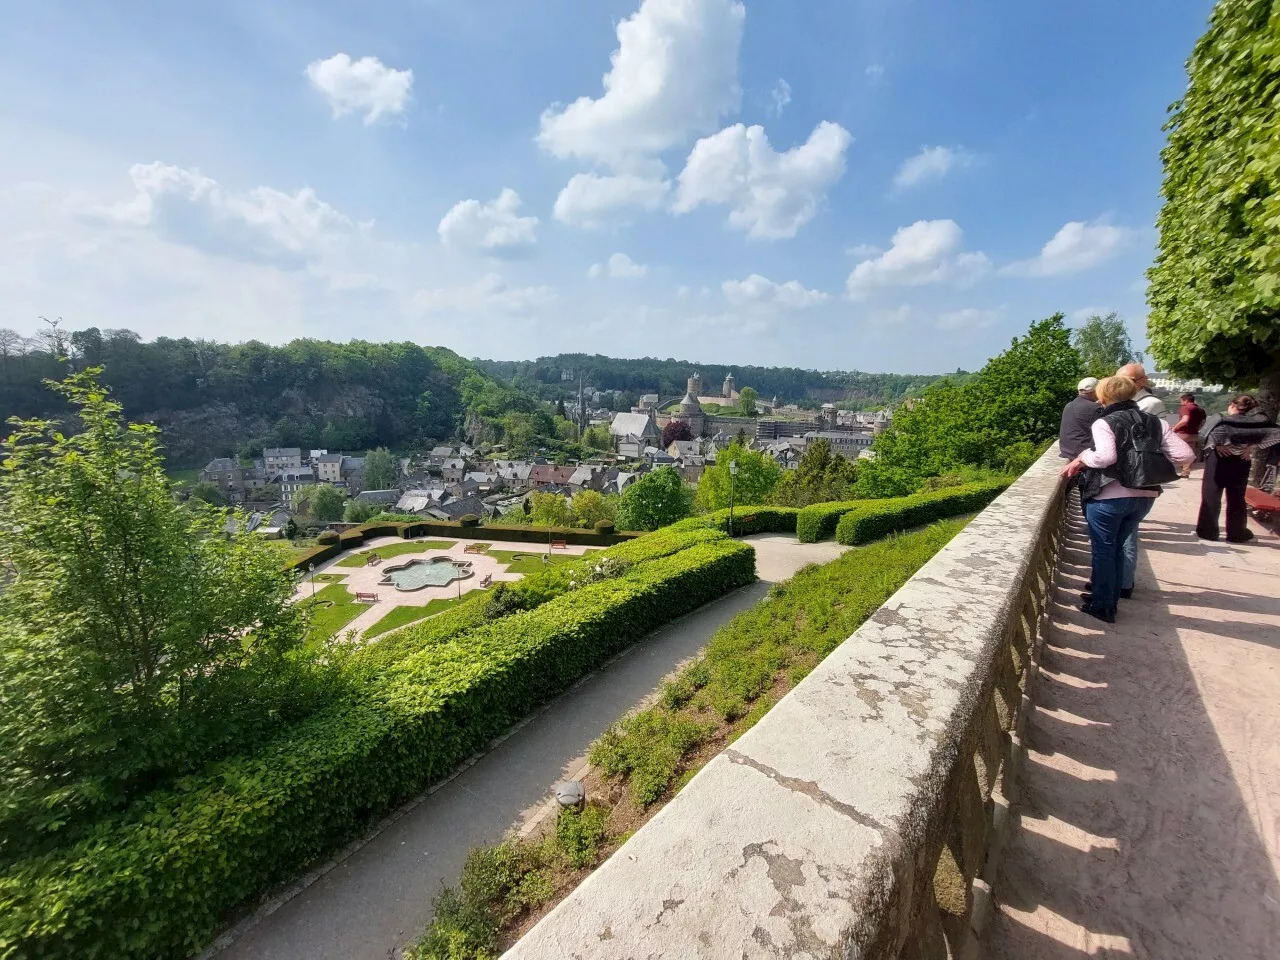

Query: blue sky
[[0, 0, 1215, 373]]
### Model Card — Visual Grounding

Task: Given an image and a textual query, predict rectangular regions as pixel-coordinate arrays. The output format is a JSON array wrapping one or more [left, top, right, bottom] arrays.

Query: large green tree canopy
[[1147, 0, 1280, 403], [871, 315, 1082, 482]]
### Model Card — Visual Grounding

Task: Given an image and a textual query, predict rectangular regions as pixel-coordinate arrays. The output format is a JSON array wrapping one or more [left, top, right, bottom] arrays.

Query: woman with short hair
[[1196, 394, 1280, 543], [1061, 375, 1193, 623]]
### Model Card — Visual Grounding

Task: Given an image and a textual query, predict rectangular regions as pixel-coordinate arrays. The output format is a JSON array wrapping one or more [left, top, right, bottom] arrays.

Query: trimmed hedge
[[283, 520, 641, 572], [833, 480, 1011, 546], [795, 499, 865, 543], [346, 527, 735, 677], [0, 535, 755, 960], [668, 506, 799, 537]]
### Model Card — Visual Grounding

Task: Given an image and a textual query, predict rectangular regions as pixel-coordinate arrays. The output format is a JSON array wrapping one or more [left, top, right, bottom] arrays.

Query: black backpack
[[1106, 408, 1179, 489]]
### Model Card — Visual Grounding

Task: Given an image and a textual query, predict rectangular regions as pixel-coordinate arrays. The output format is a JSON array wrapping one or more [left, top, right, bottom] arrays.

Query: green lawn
[[362, 596, 466, 639], [309, 572, 347, 583], [335, 540, 456, 567], [301, 583, 370, 644], [486, 549, 577, 577]]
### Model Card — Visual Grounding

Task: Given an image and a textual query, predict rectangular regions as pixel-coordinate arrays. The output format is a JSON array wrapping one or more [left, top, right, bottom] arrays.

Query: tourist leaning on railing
[[1196, 394, 1280, 543], [1060, 375, 1193, 624]]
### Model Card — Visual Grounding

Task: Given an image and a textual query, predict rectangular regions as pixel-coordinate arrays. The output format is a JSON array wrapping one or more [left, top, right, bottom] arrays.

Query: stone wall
[[505, 445, 1066, 959]]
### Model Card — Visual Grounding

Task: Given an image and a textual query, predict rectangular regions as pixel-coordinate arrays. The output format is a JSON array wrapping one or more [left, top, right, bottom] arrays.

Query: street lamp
[[308, 563, 316, 599], [728, 459, 738, 537]]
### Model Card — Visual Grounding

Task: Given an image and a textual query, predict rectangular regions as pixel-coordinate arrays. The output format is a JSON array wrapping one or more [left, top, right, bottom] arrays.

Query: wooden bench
[[464, 543, 489, 554], [355, 591, 380, 603], [1245, 484, 1280, 521], [365, 555, 382, 566], [551, 539, 568, 550]]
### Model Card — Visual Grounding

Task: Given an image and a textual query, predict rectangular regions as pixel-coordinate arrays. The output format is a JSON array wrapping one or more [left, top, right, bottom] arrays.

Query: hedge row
[[284, 520, 641, 572], [667, 506, 799, 537], [0, 536, 755, 960], [346, 527, 736, 677], [833, 480, 1011, 546]]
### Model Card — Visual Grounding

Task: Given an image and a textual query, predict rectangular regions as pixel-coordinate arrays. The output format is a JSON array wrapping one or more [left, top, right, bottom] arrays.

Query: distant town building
[[1149, 374, 1223, 394], [263, 447, 303, 479]]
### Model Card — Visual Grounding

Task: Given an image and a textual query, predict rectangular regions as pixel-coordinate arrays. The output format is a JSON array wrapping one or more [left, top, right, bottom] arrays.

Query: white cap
[[1078, 377, 1099, 392]]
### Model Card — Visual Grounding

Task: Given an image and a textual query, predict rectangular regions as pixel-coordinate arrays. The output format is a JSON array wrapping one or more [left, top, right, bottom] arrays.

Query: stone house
[[277, 467, 315, 507], [263, 447, 303, 479], [313, 453, 344, 483]]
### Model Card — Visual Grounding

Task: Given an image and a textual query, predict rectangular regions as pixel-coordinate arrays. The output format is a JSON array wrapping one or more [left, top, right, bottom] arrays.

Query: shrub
[[316, 530, 339, 545], [795, 500, 865, 542], [668, 506, 798, 537], [833, 480, 1010, 546], [0, 536, 756, 959], [553, 803, 611, 869], [593, 520, 615, 534], [458, 514, 480, 528]]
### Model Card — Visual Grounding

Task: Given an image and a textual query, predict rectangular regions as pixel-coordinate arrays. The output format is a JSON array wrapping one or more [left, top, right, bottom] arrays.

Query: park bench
[[464, 543, 488, 554], [1245, 484, 1280, 522], [551, 539, 568, 550], [366, 555, 382, 566], [479, 574, 493, 587], [355, 591, 380, 603]]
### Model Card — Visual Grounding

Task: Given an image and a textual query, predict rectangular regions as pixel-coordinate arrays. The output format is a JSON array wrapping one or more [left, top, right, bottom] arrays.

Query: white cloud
[[845, 219, 990, 296], [304, 54, 413, 125], [589, 252, 648, 279], [866, 64, 885, 82], [676, 284, 692, 299], [1006, 220, 1132, 276], [892, 145, 973, 190], [552, 171, 670, 228], [97, 161, 357, 266], [770, 78, 792, 116], [438, 188, 538, 257], [846, 243, 882, 257], [413, 273, 555, 315], [722, 274, 828, 309], [674, 121, 852, 238], [937, 307, 1001, 331], [537, 0, 745, 166]]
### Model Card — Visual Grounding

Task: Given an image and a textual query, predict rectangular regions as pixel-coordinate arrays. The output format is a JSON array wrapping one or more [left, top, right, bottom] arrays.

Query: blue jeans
[[1084, 497, 1154, 619]]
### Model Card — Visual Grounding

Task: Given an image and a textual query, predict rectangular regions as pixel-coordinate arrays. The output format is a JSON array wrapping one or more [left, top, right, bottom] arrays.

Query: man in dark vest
[[1059, 377, 1102, 459]]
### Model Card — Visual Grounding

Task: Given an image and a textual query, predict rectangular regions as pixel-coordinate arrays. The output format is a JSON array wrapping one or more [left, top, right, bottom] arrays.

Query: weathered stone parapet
[[506, 446, 1065, 959]]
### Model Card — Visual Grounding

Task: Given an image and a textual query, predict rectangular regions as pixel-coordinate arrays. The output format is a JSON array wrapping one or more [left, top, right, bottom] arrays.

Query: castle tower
[[689, 371, 703, 398], [678, 376, 706, 437], [722, 372, 736, 399]]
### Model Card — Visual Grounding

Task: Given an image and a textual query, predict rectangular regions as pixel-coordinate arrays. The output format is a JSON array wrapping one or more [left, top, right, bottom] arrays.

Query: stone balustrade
[[505, 445, 1065, 959]]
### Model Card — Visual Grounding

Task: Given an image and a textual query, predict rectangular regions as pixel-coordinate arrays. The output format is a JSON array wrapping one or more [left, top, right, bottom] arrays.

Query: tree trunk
[[1250, 363, 1280, 486]]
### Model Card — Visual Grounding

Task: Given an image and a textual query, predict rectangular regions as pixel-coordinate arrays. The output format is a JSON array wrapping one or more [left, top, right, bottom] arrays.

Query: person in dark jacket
[[1059, 377, 1102, 459], [1196, 395, 1280, 543], [1061, 376, 1192, 623]]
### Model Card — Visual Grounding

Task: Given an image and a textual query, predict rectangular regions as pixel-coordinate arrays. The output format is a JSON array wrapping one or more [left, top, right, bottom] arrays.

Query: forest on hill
[[474, 353, 966, 409], [0, 327, 964, 467], [0, 326, 545, 467]]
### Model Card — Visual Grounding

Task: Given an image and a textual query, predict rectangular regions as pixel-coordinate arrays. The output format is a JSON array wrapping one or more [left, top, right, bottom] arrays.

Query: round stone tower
[[722, 372, 736, 399]]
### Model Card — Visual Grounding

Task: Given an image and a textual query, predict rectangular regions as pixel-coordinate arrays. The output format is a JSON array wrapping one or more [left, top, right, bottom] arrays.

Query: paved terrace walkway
[[989, 473, 1280, 959]]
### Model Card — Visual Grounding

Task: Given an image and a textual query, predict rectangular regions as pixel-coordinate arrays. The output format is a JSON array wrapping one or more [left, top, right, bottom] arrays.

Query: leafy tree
[[569, 489, 617, 528], [617, 466, 691, 531], [343, 498, 381, 523], [295, 483, 345, 521], [1148, 0, 1280, 412], [1073, 312, 1140, 377], [582, 424, 613, 450], [553, 416, 578, 442], [528, 491, 571, 528], [661, 419, 693, 448], [770, 438, 859, 507], [0, 370, 315, 855], [363, 447, 398, 491], [187, 480, 227, 506], [555, 399, 567, 419], [737, 386, 759, 416], [695, 441, 780, 511], [872, 315, 1082, 482]]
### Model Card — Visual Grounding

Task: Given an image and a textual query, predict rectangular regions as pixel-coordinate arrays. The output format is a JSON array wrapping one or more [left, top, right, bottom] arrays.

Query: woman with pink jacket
[[1060, 375, 1193, 623]]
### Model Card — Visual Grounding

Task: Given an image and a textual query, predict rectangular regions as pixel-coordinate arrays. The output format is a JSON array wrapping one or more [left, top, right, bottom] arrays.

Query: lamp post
[[308, 563, 315, 599], [728, 459, 738, 537]]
